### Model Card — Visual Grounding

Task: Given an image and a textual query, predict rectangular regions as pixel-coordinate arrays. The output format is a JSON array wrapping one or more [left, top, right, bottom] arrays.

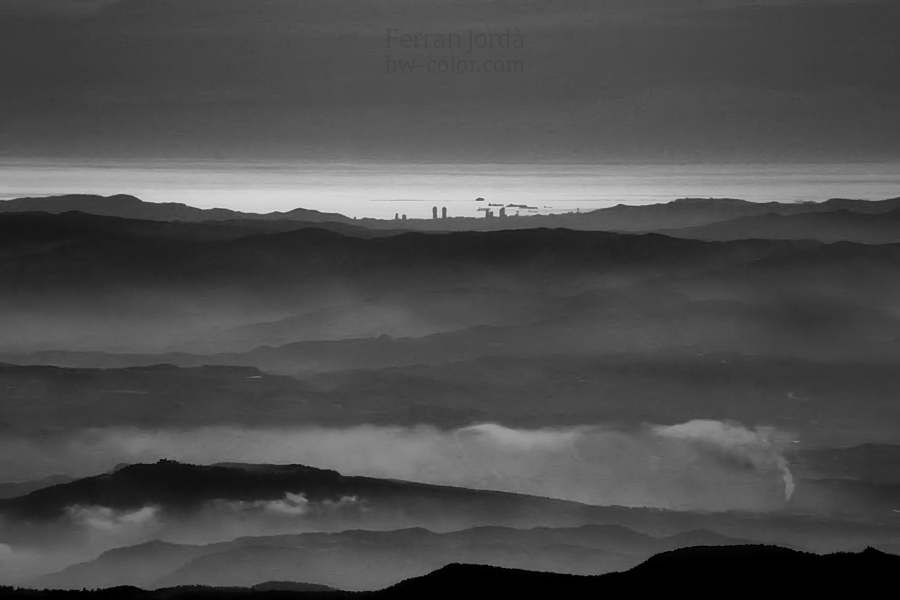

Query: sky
[[1, 0, 898, 164]]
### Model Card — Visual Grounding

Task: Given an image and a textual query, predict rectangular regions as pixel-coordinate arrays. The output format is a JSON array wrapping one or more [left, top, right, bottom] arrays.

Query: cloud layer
[[0, 420, 796, 512]]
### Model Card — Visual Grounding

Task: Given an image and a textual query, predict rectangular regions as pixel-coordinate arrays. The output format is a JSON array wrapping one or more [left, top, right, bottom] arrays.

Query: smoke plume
[[0, 420, 796, 512]]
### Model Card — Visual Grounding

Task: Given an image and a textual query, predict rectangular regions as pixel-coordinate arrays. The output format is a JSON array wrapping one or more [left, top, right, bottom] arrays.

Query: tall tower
[[499, 207, 507, 218], [432, 206, 438, 219], [442, 206, 447, 219]]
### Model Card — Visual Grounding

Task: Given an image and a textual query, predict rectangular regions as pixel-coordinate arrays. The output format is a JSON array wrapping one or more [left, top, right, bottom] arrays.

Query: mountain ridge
[[0, 195, 352, 224], [5, 546, 898, 598], [4, 194, 900, 234], [655, 207, 900, 244], [33, 524, 751, 591]]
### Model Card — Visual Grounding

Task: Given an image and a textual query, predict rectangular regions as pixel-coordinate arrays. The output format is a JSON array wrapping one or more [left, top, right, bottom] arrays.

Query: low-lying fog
[[1, 420, 898, 586], [0, 420, 795, 511]]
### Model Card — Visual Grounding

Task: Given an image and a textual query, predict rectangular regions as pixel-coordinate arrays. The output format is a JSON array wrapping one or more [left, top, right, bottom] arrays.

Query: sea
[[1, 160, 899, 220]]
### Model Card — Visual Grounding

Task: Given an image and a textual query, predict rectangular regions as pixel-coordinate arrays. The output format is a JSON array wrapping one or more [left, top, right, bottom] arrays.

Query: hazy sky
[[1, 0, 898, 163]]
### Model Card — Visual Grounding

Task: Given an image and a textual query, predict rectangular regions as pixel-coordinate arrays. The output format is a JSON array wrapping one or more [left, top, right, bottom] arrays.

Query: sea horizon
[[2, 159, 899, 220]]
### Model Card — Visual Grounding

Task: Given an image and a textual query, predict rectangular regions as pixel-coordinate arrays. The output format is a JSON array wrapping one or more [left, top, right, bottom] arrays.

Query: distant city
[[393, 198, 544, 220]]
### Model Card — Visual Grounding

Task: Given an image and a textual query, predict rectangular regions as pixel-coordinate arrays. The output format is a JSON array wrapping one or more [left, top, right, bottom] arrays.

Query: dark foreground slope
[[1, 546, 896, 599], [384, 546, 897, 597]]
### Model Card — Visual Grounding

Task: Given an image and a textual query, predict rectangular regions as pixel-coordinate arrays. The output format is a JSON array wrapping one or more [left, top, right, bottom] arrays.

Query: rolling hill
[[5, 194, 900, 235], [0, 195, 352, 224], [30, 524, 754, 591], [4, 546, 898, 598], [656, 208, 900, 244]]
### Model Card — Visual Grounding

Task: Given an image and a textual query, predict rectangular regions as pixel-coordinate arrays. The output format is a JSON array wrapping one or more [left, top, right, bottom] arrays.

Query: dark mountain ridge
[[2, 211, 858, 300], [4, 194, 900, 234], [0, 460, 603, 524], [9, 210, 896, 295], [656, 207, 900, 244], [2, 356, 900, 450], [382, 546, 899, 596], [0, 195, 351, 224], [26, 524, 755, 591], [0, 476, 78, 501], [0, 211, 395, 249], [330, 195, 900, 232], [2, 546, 897, 598]]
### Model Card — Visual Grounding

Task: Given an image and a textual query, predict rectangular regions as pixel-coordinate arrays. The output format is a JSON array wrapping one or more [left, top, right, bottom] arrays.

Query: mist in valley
[[2, 200, 900, 591]]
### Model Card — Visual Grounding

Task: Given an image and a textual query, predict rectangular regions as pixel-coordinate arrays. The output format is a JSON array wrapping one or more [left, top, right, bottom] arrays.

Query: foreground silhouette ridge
[[1, 545, 896, 598]]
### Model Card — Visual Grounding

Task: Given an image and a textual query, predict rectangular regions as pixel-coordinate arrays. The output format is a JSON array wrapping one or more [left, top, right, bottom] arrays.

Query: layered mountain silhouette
[[795, 443, 900, 484], [0, 211, 400, 249], [6, 290, 899, 372], [656, 208, 900, 243], [0, 476, 77, 500], [379, 546, 899, 597], [4, 194, 900, 236], [2, 210, 825, 295], [0, 461, 634, 533], [10, 208, 900, 359], [4, 210, 899, 296], [28, 524, 755, 590], [3, 209, 899, 360], [3, 461, 898, 548], [209, 287, 548, 351], [2, 193, 900, 596], [0, 195, 352, 224], [3, 546, 898, 598], [3, 351, 900, 444], [0, 460, 558, 521]]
